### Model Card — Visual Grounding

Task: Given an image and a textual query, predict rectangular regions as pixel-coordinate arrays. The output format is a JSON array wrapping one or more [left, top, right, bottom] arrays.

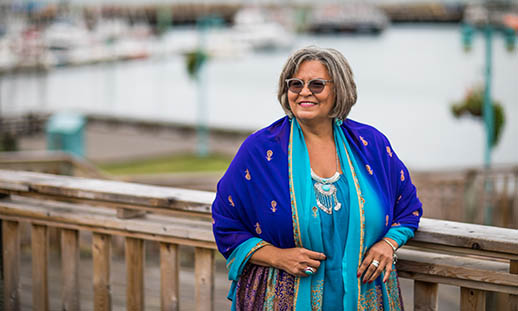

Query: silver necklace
[[311, 149, 341, 214]]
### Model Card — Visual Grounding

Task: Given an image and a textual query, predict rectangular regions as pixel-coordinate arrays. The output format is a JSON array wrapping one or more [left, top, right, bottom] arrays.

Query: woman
[[212, 46, 422, 310]]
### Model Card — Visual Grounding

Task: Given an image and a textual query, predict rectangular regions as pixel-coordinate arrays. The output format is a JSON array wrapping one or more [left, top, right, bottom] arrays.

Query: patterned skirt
[[233, 263, 405, 311]]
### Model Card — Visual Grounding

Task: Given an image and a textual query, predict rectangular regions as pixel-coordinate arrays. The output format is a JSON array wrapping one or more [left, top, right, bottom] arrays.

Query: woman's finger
[[304, 259, 322, 269], [367, 259, 388, 283], [357, 255, 373, 278], [362, 259, 379, 283], [382, 263, 393, 283], [305, 249, 327, 261]]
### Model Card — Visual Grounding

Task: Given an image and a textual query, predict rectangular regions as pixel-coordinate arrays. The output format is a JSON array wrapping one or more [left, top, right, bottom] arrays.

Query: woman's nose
[[299, 83, 312, 96]]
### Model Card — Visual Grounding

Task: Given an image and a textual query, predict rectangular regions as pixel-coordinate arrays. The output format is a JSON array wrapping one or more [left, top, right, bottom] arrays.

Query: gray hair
[[277, 46, 357, 120]]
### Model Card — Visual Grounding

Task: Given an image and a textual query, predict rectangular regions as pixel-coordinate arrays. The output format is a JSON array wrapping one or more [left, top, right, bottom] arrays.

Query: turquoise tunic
[[315, 172, 414, 310], [314, 174, 349, 310]]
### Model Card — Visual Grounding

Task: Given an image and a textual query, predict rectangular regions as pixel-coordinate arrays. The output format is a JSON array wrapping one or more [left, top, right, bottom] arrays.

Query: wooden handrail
[[0, 151, 108, 179], [0, 169, 517, 310]]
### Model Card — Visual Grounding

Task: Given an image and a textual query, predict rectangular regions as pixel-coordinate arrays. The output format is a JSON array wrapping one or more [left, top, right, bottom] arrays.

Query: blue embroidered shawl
[[212, 116, 422, 309]]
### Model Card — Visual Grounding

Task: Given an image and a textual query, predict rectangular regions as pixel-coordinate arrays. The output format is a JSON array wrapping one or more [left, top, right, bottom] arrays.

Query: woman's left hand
[[357, 238, 397, 284]]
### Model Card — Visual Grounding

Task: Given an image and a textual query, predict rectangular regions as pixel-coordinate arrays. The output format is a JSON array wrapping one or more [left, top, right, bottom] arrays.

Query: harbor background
[[1, 0, 517, 310]]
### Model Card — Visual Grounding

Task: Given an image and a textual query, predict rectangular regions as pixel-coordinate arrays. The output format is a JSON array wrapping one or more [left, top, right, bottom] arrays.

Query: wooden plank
[[0, 150, 107, 179], [0, 169, 215, 213], [61, 229, 80, 311], [31, 224, 49, 311], [411, 217, 518, 256], [116, 208, 146, 219], [398, 270, 518, 296], [194, 247, 214, 311], [460, 287, 486, 311], [0, 213, 216, 250], [160, 243, 179, 311], [514, 168, 518, 229], [2, 169, 518, 255], [407, 241, 518, 260], [0, 197, 215, 247], [3, 220, 20, 311], [396, 249, 518, 288], [92, 233, 112, 311], [4, 191, 212, 220], [511, 260, 518, 311], [126, 237, 145, 311], [414, 281, 438, 311]]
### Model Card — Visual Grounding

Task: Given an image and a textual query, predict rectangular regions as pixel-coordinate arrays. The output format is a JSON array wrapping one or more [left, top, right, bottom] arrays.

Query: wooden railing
[[412, 165, 518, 228], [0, 169, 517, 311], [0, 151, 108, 179]]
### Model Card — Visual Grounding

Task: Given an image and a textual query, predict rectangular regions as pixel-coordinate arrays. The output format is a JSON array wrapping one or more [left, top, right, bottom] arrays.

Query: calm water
[[1, 25, 517, 169]]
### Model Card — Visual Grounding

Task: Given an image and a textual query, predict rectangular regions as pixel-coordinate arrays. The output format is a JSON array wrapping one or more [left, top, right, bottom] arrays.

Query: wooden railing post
[[194, 247, 214, 311], [414, 280, 438, 311], [2, 220, 20, 311], [510, 260, 518, 311], [126, 237, 145, 311], [61, 229, 80, 311], [31, 224, 49, 311], [160, 243, 179, 311], [92, 233, 112, 311], [460, 287, 486, 311]]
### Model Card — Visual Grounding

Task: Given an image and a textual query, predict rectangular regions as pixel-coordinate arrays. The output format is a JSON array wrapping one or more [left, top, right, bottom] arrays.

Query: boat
[[307, 3, 389, 34], [231, 7, 294, 51]]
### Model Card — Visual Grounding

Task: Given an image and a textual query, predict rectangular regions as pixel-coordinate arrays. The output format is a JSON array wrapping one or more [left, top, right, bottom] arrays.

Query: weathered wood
[[92, 233, 112, 311], [126, 237, 145, 311], [410, 217, 518, 256], [0, 213, 216, 250], [511, 260, 518, 311], [460, 287, 486, 311], [160, 243, 179, 311], [499, 175, 510, 228], [0, 169, 215, 213], [514, 168, 518, 229], [396, 249, 518, 291], [31, 224, 49, 311], [194, 247, 214, 311], [5, 191, 212, 220], [3, 220, 20, 311], [407, 241, 518, 260], [0, 197, 215, 248], [0, 150, 107, 178], [414, 281, 438, 311], [61, 229, 80, 311], [116, 207, 146, 219]]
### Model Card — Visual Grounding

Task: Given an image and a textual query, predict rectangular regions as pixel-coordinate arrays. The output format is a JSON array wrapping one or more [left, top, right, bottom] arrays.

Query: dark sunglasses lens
[[309, 80, 325, 93], [288, 80, 304, 92]]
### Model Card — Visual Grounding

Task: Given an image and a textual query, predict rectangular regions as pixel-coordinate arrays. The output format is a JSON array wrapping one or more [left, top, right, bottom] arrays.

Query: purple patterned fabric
[[235, 263, 295, 310]]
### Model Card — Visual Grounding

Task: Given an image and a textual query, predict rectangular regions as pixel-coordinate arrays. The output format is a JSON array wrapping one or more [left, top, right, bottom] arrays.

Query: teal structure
[[46, 113, 85, 157]]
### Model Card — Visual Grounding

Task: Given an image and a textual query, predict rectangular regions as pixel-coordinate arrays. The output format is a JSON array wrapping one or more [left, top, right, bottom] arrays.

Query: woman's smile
[[288, 60, 335, 124]]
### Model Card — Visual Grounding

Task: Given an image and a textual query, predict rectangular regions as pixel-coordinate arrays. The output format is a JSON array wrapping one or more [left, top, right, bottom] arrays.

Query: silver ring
[[371, 259, 380, 268], [304, 266, 316, 275]]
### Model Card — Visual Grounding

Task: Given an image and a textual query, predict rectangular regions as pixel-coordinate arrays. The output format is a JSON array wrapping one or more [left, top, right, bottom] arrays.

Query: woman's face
[[288, 60, 335, 125]]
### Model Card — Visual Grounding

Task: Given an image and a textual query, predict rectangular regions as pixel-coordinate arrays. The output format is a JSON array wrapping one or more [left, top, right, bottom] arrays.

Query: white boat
[[231, 7, 294, 51], [307, 3, 389, 34]]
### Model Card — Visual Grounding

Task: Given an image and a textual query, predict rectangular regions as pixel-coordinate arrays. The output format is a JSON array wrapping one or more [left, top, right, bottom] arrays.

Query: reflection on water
[[1, 25, 517, 169]]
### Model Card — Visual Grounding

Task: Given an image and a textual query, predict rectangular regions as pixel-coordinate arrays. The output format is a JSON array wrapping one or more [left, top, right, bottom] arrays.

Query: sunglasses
[[285, 78, 332, 94]]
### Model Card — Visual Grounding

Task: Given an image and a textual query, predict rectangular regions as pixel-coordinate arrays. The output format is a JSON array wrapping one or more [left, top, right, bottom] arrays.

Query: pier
[[0, 168, 517, 310]]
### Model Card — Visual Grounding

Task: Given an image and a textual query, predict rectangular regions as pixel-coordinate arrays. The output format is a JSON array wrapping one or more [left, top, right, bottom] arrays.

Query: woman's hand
[[357, 238, 397, 283], [250, 245, 326, 277]]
